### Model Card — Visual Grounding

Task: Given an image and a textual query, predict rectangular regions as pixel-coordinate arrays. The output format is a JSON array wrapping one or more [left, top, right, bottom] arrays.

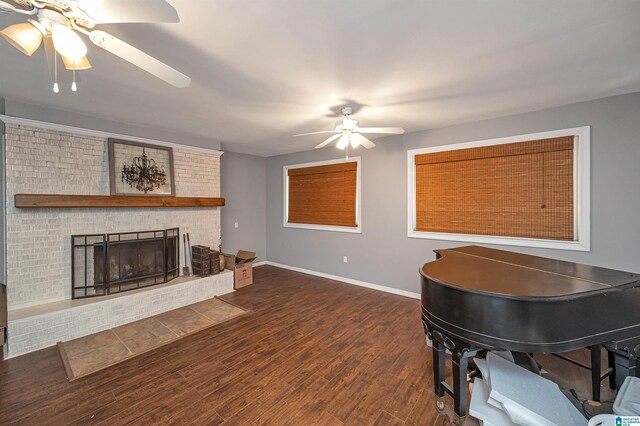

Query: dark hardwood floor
[[0, 266, 607, 425]]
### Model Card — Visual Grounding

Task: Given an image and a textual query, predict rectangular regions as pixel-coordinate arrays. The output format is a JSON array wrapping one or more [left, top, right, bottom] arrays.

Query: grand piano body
[[420, 245, 640, 420]]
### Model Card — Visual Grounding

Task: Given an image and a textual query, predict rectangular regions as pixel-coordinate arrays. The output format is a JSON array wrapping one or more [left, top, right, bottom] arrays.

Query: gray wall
[[221, 151, 267, 262], [0, 98, 5, 284], [266, 92, 640, 294], [2, 99, 221, 151]]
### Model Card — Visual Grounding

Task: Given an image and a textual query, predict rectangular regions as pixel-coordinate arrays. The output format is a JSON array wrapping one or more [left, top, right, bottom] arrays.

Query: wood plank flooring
[[0, 266, 605, 425]]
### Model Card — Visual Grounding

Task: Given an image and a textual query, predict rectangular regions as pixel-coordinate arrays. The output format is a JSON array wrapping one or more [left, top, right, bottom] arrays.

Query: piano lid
[[421, 246, 640, 299]]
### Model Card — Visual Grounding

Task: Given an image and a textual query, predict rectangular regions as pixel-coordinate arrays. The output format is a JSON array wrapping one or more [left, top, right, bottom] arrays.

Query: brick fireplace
[[2, 120, 233, 358], [72, 228, 180, 299]]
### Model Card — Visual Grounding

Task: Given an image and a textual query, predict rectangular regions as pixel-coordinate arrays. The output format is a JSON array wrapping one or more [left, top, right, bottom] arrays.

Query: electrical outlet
[[343, 256, 348, 263], [234, 222, 239, 229]]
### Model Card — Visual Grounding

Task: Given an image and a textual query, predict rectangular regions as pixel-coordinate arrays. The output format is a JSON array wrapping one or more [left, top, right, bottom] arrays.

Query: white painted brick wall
[[4, 123, 222, 307], [7, 273, 234, 357]]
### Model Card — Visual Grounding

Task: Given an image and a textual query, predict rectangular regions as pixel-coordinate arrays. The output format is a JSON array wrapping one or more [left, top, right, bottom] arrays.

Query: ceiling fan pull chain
[[53, 49, 59, 93], [72, 58, 77, 92]]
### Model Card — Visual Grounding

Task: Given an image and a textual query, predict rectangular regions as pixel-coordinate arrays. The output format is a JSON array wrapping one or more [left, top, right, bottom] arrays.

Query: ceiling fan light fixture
[[350, 133, 362, 148], [52, 23, 86, 60], [62, 54, 92, 70], [0, 21, 43, 56], [336, 135, 349, 150], [28, 19, 48, 36]]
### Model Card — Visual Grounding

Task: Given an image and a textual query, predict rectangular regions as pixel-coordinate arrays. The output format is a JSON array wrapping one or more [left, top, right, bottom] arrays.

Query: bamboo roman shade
[[287, 161, 358, 227], [414, 137, 575, 240]]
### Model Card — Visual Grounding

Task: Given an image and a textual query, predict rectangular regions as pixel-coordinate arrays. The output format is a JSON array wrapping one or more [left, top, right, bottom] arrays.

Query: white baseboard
[[264, 261, 420, 300], [252, 261, 267, 267]]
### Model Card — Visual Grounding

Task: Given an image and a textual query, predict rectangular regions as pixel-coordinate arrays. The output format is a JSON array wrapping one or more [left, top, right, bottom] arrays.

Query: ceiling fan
[[294, 107, 405, 150], [0, 0, 190, 92]]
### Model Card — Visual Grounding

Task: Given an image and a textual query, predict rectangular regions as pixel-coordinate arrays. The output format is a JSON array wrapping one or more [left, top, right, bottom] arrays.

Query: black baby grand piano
[[421, 245, 640, 421]]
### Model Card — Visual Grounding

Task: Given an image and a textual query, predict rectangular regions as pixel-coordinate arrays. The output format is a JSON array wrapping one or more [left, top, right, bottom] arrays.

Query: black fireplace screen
[[72, 228, 179, 299]]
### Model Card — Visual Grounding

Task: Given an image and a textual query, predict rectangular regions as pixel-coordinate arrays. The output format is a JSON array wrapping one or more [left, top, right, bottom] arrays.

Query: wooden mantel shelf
[[15, 194, 225, 209]]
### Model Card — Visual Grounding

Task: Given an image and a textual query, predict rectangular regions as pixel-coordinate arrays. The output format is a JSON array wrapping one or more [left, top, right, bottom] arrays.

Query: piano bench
[[605, 344, 640, 390], [551, 344, 639, 402]]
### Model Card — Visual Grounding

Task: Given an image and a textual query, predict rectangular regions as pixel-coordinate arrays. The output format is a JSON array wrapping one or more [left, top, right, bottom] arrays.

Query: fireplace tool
[[186, 232, 193, 275], [183, 234, 190, 276]]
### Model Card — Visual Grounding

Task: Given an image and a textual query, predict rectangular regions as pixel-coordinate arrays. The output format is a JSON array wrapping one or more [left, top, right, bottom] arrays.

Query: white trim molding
[[0, 114, 223, 156], [407, 126, 591, 251], [283, 156, 362, 234], [265, 261, 420, 300]]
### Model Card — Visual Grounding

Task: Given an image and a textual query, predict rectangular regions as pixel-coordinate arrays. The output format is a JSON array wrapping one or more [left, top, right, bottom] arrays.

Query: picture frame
[[108, 138, 176, 196]]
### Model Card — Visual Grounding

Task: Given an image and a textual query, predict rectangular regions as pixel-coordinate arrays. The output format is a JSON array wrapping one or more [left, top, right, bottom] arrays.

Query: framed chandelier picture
[[108, 138, 176, 196]]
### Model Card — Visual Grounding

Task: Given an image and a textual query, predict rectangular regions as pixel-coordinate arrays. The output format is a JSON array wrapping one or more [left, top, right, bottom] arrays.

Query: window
[[407, 127, 590, 251], [284, 158, 361, 233]]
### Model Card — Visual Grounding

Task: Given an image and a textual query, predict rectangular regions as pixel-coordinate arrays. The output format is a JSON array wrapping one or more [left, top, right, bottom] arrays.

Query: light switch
[[234, 222, 239, 229]]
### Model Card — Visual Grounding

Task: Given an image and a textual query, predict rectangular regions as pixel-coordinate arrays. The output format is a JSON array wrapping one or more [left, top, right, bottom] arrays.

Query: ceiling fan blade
[[89, 31, 190, 88], [0, 1, 36, 14], [357, 127, 405, 134], [315, 134, 341, 149], [293, 130, 337, 137], [358, 135, 376, 149], [75, 0, 179, 24], [0, 1, 14, 12]]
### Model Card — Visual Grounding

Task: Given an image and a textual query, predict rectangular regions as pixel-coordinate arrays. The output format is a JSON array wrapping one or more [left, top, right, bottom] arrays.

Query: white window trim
[[407, 126, 591, 251], [283, 157, 362, 234]]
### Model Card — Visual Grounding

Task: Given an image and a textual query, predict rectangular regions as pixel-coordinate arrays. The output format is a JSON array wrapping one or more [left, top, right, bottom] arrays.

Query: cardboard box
[[223, 250, 257, 289], [234, 263, 253, 289]]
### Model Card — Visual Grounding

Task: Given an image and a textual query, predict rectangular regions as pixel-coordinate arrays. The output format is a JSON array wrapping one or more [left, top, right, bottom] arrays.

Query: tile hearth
[[59, 297, 248, 380]]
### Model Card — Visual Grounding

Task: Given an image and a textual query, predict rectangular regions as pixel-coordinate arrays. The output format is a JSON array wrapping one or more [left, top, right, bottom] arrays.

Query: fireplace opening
[[72, 228, 179, 299]]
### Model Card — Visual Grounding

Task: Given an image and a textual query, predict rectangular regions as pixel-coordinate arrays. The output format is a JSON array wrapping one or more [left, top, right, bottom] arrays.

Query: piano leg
[[427, 327, 479, 420], [452, 352, 469, 421], [432, 340, 446, 411]]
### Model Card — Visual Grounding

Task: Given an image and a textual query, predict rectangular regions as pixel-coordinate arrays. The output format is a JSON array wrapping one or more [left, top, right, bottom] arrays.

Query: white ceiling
[[1, 0, 640, 156]]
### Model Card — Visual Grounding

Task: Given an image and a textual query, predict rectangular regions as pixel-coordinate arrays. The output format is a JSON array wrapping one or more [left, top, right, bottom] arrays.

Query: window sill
[[284, 222, 361, 234], [407, 230, 589, 251]]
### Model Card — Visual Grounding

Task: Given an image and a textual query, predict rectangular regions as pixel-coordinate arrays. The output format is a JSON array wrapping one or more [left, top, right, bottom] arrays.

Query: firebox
[[72, 228, 179, 299]]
